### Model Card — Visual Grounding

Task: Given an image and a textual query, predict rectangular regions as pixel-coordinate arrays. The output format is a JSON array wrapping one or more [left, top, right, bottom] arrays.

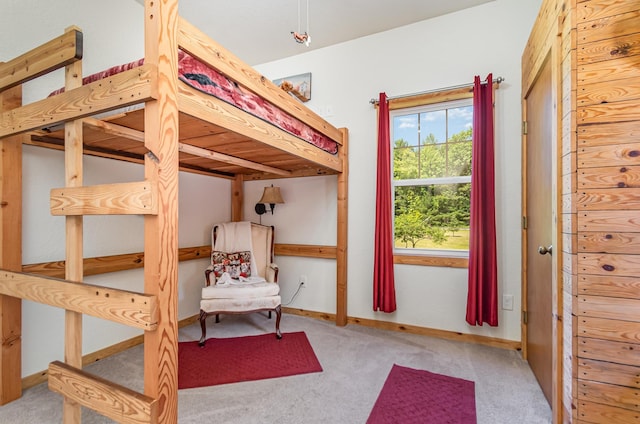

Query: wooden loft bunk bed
[[0, 1, 348, 423]]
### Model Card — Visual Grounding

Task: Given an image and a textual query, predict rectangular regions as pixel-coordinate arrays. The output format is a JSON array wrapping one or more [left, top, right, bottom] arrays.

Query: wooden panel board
[[0, 270, 157, 330], [48, 361, 157, 424], [579, 252, 640, 278], [579, 358, 640, 388], [0, 29, 82, 91], [578, 120, 640, 147], [578, 399, 640, 424], [577, 187, 640, 209], [50, 181, 157, 216], [578, 33, 640, 65], [579, 232, 640, 254], [577, 9, 640, 45], [579, 210, 640, 232], [578, 336, 640, 366], [578, 78, 640, 106], [577, 99, 640, 124], [579, 316, 640, 343], [579, 142, 640, 168], [577, 294, 640, 322], [578, 165, 640, 188], [579, 379, 640, 412], [577, 0, 640, 22], [578, 56, 640, 84], [578, 274, 640, 299]]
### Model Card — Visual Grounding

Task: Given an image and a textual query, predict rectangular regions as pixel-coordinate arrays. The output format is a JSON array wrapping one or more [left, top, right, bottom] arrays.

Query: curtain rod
[[369, 76, 504, 105]]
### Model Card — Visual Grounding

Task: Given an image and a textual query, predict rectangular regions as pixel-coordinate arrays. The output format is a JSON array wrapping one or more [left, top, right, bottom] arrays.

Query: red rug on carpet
[[366, 364, 477, 424], [178, 331, 322, 389]]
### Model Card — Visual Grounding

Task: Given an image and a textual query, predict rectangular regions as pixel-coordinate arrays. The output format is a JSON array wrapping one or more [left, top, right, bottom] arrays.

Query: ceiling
[[176, 0, 495, 65]]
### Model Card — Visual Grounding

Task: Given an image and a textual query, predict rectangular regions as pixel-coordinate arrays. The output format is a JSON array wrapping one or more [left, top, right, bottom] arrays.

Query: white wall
[[2, 0, 542, 377], [254, 0, 542, 342]]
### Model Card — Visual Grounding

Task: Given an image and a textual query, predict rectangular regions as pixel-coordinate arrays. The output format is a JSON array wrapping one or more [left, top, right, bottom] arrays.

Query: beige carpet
[[0, 313, 551, 423]]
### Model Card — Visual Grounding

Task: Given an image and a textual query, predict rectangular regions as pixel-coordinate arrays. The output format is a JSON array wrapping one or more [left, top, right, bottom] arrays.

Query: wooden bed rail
[[0, 28, 82, 93], [50, 181, 158, 216], [0, 64, 157, 139], [49, 361, 157, 424], [0, 270, 157, 330], [176, 17, 344, 146]]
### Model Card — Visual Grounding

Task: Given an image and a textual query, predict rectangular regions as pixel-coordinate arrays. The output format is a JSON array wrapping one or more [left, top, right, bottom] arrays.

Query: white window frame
[[390, 97, 473, 258]]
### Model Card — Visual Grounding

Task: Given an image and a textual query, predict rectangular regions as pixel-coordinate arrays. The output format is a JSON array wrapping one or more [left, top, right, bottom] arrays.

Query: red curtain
[[373, 92, 397, 313], [466, 74, 498, 326]]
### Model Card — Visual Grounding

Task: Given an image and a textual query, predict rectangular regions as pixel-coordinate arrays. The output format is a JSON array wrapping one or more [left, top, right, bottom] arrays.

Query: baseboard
[[21, 314, 200, 391], [283, 307, 521, 351], [23, 309, 520, 390]]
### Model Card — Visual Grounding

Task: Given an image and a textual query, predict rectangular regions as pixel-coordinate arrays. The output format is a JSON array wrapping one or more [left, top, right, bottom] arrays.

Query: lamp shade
[[258, 186, 284, 205]]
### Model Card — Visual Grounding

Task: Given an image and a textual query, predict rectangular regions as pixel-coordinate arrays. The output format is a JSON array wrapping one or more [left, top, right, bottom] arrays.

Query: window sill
[[393, 254, 468, 269]]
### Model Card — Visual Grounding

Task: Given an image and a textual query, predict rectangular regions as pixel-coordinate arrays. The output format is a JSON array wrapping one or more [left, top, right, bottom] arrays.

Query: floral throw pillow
[[211, 250, 252, 280]]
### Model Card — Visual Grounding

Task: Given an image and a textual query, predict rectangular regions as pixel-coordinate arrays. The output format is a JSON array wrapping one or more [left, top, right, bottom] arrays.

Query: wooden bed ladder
[[0, 10, 180, 420], [42, 5, 182, 420]]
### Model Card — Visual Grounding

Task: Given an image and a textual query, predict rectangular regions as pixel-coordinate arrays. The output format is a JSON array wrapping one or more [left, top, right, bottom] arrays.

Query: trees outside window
[[391, 99, 472, 252]]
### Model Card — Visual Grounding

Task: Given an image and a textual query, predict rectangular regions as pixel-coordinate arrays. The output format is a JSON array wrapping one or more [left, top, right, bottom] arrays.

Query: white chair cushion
[[200, 295, 281, 313], [201, 281, 280, 300]]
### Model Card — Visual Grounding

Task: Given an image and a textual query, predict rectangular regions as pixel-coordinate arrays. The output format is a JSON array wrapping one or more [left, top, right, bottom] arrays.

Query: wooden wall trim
[[283, 307, 521, 350], [22, 245, 210, 279], [393, 254, 468, 268], [21, 245, 467, 280]]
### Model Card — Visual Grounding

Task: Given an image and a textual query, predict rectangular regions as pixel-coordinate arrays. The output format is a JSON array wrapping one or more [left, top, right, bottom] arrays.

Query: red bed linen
[[50, 52, 338, 154]]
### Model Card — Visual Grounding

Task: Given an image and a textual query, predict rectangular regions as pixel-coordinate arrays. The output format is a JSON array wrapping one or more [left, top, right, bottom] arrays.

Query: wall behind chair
[[3, 0, 231, 377], [253, 0, 542, 342]]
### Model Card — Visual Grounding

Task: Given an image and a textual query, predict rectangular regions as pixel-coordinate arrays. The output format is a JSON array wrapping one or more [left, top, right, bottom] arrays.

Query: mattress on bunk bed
[[49, 51, 338, 154]]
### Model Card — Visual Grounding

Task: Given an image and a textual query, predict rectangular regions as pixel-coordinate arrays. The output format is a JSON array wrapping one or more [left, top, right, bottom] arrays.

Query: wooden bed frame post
[[232, 174, 244, 222], [143, 0, 180, 422], [336, 128, 349, 326], [0, 84, 23, 405], [62, 27, 84, 423]]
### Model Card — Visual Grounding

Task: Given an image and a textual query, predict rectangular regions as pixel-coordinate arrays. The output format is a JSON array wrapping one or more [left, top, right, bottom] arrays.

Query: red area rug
[[178, 332, 322, 389], [366, 364, 476, 424]]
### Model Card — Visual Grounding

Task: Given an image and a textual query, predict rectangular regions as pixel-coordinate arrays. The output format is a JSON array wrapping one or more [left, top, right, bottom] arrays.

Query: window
[[391, 98, 473, 255]]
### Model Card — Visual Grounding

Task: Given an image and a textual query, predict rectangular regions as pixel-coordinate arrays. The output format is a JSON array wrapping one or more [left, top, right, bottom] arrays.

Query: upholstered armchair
[[199, 221, 282, 346]]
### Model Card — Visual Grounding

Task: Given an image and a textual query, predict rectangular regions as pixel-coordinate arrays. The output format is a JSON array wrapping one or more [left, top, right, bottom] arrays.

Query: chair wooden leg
[[274, 304, 282, 339], [215, 313, 220, 323], [199, 310, 208, 347]]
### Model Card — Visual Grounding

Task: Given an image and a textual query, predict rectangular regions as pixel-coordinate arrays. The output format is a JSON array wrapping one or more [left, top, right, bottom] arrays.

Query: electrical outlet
[[502, 294, 514, 311], [300, 275, 307, 286]]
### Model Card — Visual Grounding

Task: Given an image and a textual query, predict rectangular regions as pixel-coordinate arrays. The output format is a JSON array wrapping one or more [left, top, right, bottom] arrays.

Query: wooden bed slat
[[48, 361, 157, 424], [178, 143, 291, 176], [0, 28, 82, 92], [177, 17, 343, 145], [50, 181, 158, 216], [0, 270, 157, 330], [0, 65, 157, 139], [178, 84, 343, 173], [83, 117, 144, 142]]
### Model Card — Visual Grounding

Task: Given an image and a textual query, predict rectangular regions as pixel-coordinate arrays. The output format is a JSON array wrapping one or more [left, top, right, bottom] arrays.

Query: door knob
[[538, 245, 552, 255]]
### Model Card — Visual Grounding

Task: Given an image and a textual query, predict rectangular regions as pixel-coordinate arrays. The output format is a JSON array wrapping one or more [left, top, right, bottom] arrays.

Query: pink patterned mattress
[[50, 51, 338, 154]]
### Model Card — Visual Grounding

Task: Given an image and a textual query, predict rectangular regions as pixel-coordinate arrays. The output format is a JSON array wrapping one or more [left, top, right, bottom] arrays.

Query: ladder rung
[[50, 181, 157, 216], [49, 361, 157, 424], [0, 270, 157, 330]]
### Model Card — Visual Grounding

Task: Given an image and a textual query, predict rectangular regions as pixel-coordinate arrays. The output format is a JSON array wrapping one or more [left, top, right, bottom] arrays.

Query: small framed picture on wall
[[273, 72, 312, 102]]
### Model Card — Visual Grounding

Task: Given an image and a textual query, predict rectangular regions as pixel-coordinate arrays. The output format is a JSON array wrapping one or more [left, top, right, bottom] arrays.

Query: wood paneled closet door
[[524, 55, 554, 405]]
